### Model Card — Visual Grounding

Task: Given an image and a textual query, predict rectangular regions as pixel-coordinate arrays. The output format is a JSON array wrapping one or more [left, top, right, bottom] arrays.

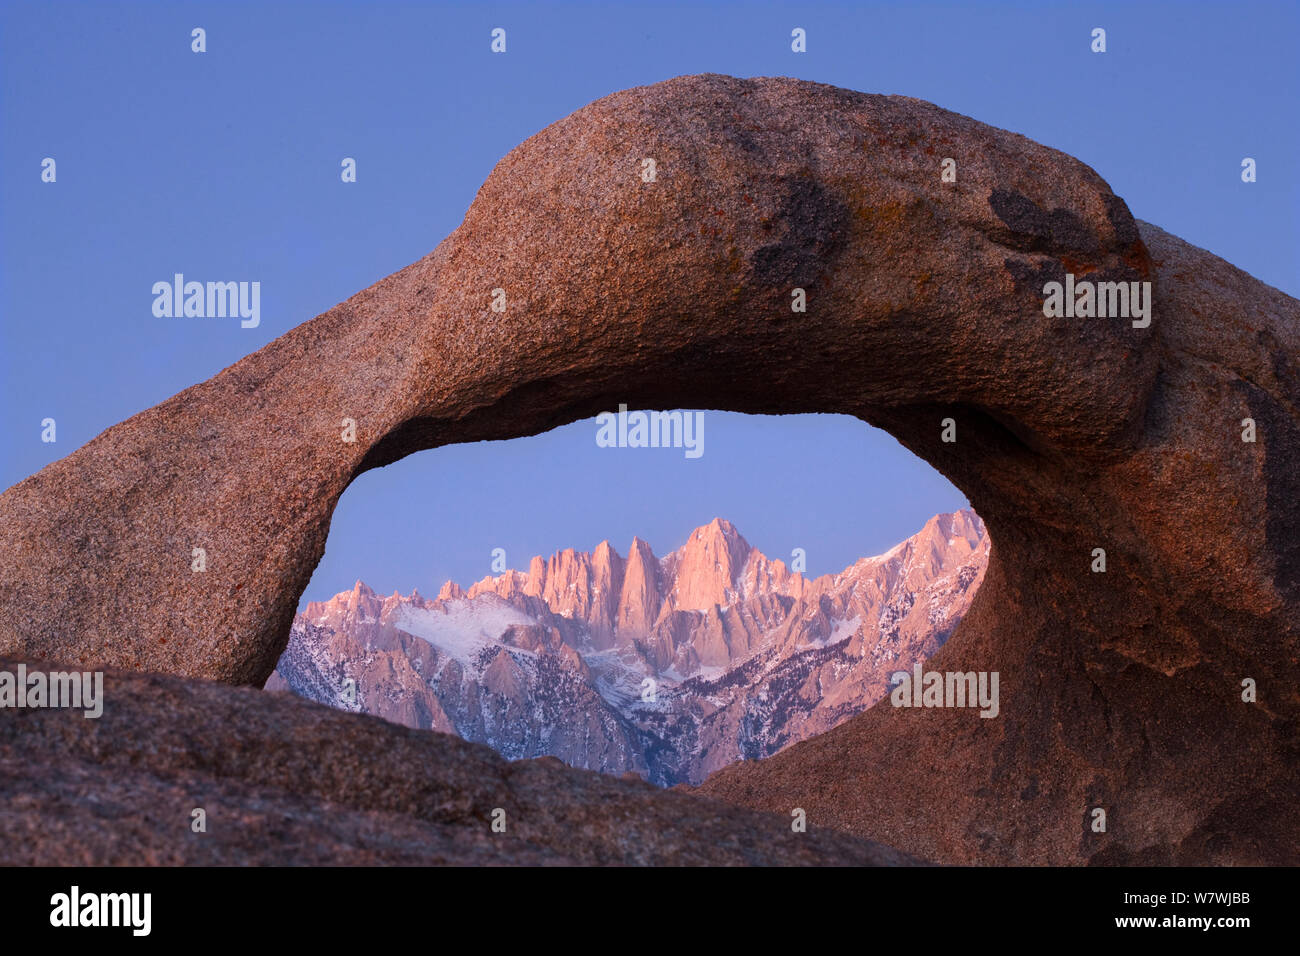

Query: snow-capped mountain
[[268, 510, 989, 785]]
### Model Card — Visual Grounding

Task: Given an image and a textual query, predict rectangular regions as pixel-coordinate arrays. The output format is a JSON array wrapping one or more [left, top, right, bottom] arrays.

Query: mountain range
[[268, 510, 988, 785]]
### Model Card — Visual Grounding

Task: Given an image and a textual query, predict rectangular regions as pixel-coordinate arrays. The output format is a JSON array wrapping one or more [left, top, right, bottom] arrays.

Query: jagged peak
[[309, 511, 982, 623], [626, 535, 655, 560], [677, 517, 751, 557]]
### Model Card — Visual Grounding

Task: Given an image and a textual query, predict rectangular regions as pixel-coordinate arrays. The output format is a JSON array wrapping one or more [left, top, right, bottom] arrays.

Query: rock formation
[[269, 511, 988, 785], [0, 656, 911, 866], [1, 74, 1296, 864], [701, 219, 1300, 864]]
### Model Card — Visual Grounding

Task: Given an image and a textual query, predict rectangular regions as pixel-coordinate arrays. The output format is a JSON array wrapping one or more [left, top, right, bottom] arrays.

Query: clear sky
[[2, 1, 1295, 604]]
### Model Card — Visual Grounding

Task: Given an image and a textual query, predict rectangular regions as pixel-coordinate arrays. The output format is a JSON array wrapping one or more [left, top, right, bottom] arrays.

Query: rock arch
[[1, 75, 1296, 864]]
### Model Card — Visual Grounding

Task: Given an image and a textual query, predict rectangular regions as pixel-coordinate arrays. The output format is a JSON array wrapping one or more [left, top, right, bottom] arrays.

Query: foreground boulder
[[0, 75, 1296, 864], [0, 658, 913, 865]]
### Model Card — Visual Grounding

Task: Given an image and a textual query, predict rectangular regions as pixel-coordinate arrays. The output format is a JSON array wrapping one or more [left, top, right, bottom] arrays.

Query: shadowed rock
[[1, 74, 1296, 864], [0, 657, 912, 865]]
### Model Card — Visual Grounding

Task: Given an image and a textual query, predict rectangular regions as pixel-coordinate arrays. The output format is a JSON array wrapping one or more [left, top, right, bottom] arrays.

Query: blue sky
[[2, 1, 1295, 603]]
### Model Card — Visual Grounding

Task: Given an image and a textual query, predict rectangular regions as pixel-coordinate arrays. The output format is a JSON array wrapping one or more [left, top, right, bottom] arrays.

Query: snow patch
[[797, 615, 862, 652], [393, 599, 538, 668]]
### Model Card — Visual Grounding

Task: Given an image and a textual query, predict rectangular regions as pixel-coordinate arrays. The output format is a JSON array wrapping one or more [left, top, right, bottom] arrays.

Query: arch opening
[[273, 411, 987, 787]]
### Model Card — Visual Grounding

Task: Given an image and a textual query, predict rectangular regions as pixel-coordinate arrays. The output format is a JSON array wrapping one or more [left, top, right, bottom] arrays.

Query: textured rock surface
[[0, 74, 1297, 864], [0, 657, 911, 865], [701, 221, 1300, 865]]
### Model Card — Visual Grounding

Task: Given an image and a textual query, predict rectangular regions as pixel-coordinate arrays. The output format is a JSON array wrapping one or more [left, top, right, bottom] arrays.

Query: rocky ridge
[[270, 511, 988, 785]]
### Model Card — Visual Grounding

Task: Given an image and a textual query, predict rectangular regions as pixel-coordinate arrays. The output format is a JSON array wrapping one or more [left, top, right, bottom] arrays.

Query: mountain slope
[[270, 510, 988, 785]]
